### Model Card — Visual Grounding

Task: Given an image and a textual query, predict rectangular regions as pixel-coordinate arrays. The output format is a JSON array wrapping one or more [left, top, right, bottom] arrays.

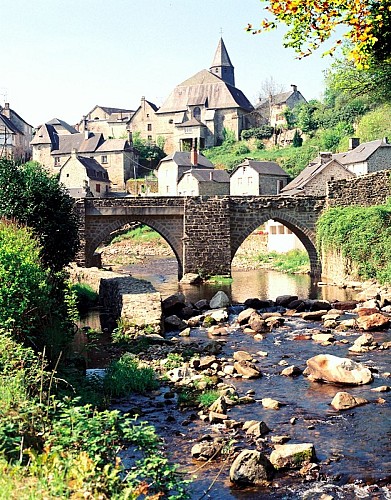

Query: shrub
[[72, 283, 98, 314], [198, 390, 220, 408]]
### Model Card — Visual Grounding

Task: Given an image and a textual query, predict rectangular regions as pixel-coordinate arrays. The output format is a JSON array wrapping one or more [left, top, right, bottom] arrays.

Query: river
[[80, 257, 390, 499]]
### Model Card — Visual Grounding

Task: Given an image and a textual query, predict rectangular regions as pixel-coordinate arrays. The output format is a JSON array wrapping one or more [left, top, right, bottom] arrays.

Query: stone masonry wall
[[99, 276, 162, 334], [327, 170, 391, 207], [183, 196, 232, 276]]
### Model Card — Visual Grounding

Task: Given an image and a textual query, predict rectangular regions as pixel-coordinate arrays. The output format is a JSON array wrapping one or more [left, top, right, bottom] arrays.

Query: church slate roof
[[210, 38, 234, 68], [76, 156, 110, 181], [156, 69, 253, 114], [46, 118, 78, 134]]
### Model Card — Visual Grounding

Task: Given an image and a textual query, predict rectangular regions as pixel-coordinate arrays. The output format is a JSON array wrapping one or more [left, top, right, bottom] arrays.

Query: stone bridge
[[75, 195, 326, 279]]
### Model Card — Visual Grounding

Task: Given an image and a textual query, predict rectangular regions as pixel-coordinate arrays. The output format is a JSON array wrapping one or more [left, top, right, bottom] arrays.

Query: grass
[[111, 224, 162, 244], [206, 275, 233, 284], [257, 249, 310, 274], [104, 353, 159, 397], [197, 390, 220, 408], [72, 282, 99, 314]]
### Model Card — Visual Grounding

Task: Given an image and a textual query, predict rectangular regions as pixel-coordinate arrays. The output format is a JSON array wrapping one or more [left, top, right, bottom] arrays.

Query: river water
[[80, 257, 390, 499]]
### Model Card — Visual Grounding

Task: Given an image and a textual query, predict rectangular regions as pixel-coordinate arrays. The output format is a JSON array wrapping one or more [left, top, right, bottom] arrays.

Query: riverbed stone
[[208, 396, 228, 414], [233, 350, 253, 362], [269, 443, 316, 469], [245, 420, 271, 437], [237, 308, 255, 325], [331, 300, 359, 311], [244, 298, 274, 310], [194, 299, 209, 310], [209, 411, 228, 423], [312, 333, 336, 343], [306, 299, 331, 311], [301, 310, 329, 321], [180, 273, 201, 285], [261, 397, 281, 410], [330, 391, 368, 410], [209, 291, 230, 309], [162, 293, 186, 315], [371, 385, 390, 392], [356, 313, 390, 331], [208, 325, 228, 336], [304, 354, 373, 385], [276, 295, 298, 307], [234, 360, 262, 378], [248, 311, 268, 333], [204, 308, 229, 323], [191, 440, 223, 460], [349, 333, 377, 352], [281, 365, 303, 377], [229, 449, 274, 485], [164, 315, 187, 331]]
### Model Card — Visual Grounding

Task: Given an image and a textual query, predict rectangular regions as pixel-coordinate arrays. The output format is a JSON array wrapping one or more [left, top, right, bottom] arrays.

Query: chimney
[[2, 102, 10, 118], [319, 152, 332, 164], [71, 148, 77, 158], [291, 84, 297, 92], [383, 137, 389, 144], [190, 147, 198, 166], [209, 171, 213, 181], [349, 137, 360, 150]]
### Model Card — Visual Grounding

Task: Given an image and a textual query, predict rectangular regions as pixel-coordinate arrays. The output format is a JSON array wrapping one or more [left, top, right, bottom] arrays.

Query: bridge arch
[[230, 210, 321, 278], [84, 215, 184, 277]]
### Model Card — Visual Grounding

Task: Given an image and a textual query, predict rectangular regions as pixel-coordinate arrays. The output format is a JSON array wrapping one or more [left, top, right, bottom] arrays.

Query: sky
[[1, 0, 340, 127]]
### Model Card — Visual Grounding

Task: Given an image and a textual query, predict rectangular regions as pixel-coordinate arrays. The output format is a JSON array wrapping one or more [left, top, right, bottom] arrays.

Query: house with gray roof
[[178, 168, 230, 196], [156, 150, 215, 195], [0, 103, 33, 161], [255, 85, 306, 129], [230, 159, 290, 195], [150, 38, 254, 154], [60, 152, 111, 198], [333, 138, 391, 175], [31, 121, 138, 191], [280, 152, 355, 196], [79, 105, 135, 139]]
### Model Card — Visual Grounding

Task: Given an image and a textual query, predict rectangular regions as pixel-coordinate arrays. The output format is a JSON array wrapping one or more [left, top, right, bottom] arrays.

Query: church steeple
[[210, 38, 235, 87]]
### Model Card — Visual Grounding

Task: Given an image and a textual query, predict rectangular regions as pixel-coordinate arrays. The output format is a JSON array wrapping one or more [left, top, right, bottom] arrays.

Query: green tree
[[0, 160, 79, 272], [132, 132, 166, 172]]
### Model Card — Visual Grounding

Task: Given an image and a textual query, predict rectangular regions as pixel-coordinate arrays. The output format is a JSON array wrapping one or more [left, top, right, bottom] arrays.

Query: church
[[128, 38, 254, 154]]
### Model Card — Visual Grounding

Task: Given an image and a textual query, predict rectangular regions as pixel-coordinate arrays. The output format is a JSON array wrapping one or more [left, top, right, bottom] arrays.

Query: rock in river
[[304, 354, 373, 385], [269, 443, 316, 469], [230, 449, 274, 485], [330, 391, 368, 410]]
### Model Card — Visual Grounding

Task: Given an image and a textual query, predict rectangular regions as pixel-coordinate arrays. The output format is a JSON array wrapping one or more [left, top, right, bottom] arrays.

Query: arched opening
[[230, 217, 321, 301], [85, 217, 183, 282]]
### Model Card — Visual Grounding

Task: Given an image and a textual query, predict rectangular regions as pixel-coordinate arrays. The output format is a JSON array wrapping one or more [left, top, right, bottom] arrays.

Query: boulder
[[204, 308, 229, 323], [275, 295, 298, 307], [234, 360, 262, 378], [306, 299, 331, 311], [261, 398, 281, 410], [191, 440, 223, 460], [248, 311, 268, 333], [164, 315, 188, 331], [356, 307, 379, 317], [244, 421, 271, 437], [356, 313, 390, 331], [349, 333, 376, 352], [269, 443, 316, 469], [233, 350, 253, 362], [312, 333, 335, 343], [237, 308, 255, 325], [330, 391, 368, 410], [331, 300, 359, 311], [208, 396, 228, 414], [207, 325, 228, 336], [301, 310, 329, 321], [229, 449, 274, 485], [304, 354, 373, 385], [194, 299, 209, 310], [244, 298, 274, 310], [162, 293, 186, 315], [209, 291, 230, 309], [281, 365, 303, 377]]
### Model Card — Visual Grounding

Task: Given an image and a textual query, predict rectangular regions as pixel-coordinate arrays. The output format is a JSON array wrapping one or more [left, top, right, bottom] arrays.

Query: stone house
[[334, 138, 391, 175], [151, 38, 254, 154], [230, 159, 289, 195], [59, 152, 111, 198], [127, 97, 159, 144], [254, 85, 307, 128], [78, 105, 134, 139], [178, 168, 230, 196], [31, 121, 138, 191], [0, 103, 33, 161], [280, 152, 355, 196], [156, 150, 214, 195]]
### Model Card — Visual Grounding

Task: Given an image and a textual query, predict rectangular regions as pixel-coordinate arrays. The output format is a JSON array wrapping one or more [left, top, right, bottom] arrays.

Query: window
[[147, 123, 152, 131], [101, 155, 108, 164], [193, 107, 201, 120], [148, 135, 152, 141], [66, 173, 69, 177], [146, 113, 150, 118], [184, 127, 192, 134], [277, 179, 284, 194], [169, 119, 173, 124], [96, 183, 100, 193], [54, 157, 61, 166]]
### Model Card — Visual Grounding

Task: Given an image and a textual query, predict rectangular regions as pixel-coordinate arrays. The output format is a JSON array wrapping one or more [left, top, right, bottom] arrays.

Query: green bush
[[0, 220, 52, 343], [257, 249, 310, 274], [104, 353, 158, 396], [316, 202, 391, 283], [72, 282, 98, 314]]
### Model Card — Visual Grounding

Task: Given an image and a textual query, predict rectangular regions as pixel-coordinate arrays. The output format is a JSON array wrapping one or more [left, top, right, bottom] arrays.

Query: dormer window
[[193, 107, 201, 120]]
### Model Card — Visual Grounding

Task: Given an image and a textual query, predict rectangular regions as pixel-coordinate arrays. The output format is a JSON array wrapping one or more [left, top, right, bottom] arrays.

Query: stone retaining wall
[[327, 170, 391, 207]]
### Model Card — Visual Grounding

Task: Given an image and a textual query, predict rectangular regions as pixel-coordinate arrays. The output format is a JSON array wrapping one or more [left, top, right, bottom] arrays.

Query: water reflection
[[123, 257, 354, 303]]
